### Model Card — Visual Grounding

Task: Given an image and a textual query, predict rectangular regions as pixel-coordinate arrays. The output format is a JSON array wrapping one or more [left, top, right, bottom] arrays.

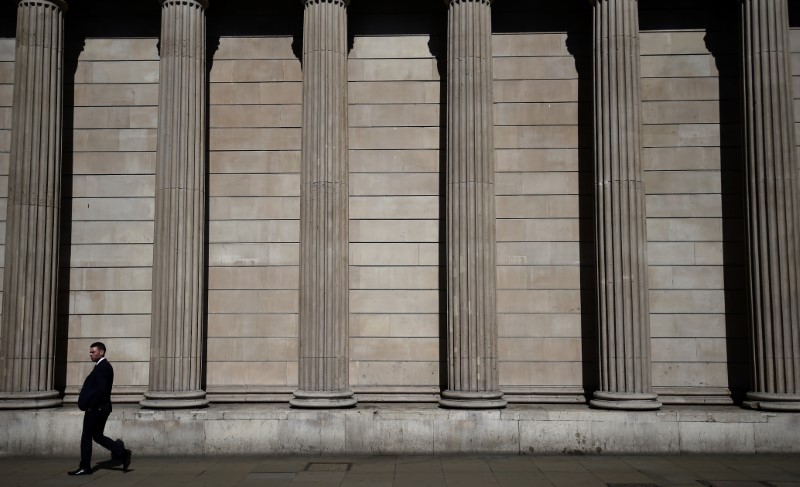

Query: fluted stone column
[[0, 0, 68, 410], [589, 0, 660, 411], [141, 0, 209, 409], [739, 0, 800, 412], [291, 0, 355, 408], [439, 0, 505, 410]]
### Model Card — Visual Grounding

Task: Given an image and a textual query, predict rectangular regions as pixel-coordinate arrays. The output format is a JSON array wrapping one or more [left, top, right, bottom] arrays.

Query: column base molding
[[290, 390, 357, 409], [140, 390, 209, 409], [744, 392, 800, 412], [590, 391, 661, 411], [439, 390, 507, 409], [0, 390, 62, 409]]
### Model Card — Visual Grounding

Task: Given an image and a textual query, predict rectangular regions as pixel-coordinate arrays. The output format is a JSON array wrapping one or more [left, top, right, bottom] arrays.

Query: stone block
[[349, 81, 440, 104], [207, 362, 295, 388], [498, 313, 583, 338], [75, 60, 159, 84], [66, 337, 149, 362], [209, 196, 299, 220], [73, 106, 158, 129], [497, 242, 581, 266], [208, 266, 298, 290], [645, 170, 721, 194], [215, 37, 296, 61], [210, 173, 299, 197], [498, 290, 581, 314], [350, 127, 439, 150], [351, 35, 433, 59], [497, 266, 581, 290], [495, 125, 579, 149], [651, 337, 727, 362], [211, 105, 301, 128], [651, 362, 729, 388], [71, 174, 154, 197], [649, 289, 725, 314], [208, 337, 297, 362], [209, 150, 300, 173], [209, 220, 299, 243], [496, 148, 580, 172], [350, 290, 439, 314], [207, 313, 297, 338], [351, 337, 438, 361], [210, 82, 302, 105], [641, 78, 721, 101], [494, 57, 578, 80], [70, 290, 152, 315], [210, 59, 301, 82], [350, 361, 438, 387], [677, 421, 755, 454], [640, 31, 713, 55], [71, 152, 156, 175], [81, 38, 158, 61], [495, 80, 578, 103], [650, 314, 727, 338], [74, 84, 159, 106], [350, 266, 438, 290], [0, 85, 12, 107], [0, 39, 14, 61], [496, 219, 580, 242], [642, 100, 720, 124], [493, 33, 570, 57], [646, 218, 722, 242], [68, 244, 153, 268], [645, 194, 722, 217], [350, 313, 438, 338], [754, 414, 800, 453], [73, 128, 157, 152], [499, 361, 582, 386], [499, 337, 582, 362], [69, 267, 153, 291], [350, 195, 438, 219], [643, 124, 720, 148], [344, 411, 435, 454], [349, 243, 438, 266], [433, 411, 520, 454], [693, 242, 724, 265], [350, 173, 439, 196], [207, 289, 298, 314], [210, 128, 300, 151], [349, 58, 439, 81], [641, 54, 717, 77], [495, 102, 578, 126], [349, 104, 440, 127], [208, 242, 298, 266], [350, 149, 439, 173], [67, 314, 151, 338], [350, 219, 438, 243]]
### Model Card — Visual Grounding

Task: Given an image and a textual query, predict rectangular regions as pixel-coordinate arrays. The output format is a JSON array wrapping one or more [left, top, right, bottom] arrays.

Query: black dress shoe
[[67, 468, 92, 476], [122, 449, 132, 472]]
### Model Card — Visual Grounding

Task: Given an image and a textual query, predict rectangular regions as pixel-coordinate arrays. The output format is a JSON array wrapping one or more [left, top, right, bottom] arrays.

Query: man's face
[[89, 346, 104, 363]]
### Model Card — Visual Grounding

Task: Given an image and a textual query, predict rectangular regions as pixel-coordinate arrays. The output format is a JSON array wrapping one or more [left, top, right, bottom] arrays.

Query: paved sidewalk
[[2, 454, 800, 487]]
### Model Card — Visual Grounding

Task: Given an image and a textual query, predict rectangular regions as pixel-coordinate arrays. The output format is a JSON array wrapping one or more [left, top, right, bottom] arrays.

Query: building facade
[[0, 0, 799, 415]]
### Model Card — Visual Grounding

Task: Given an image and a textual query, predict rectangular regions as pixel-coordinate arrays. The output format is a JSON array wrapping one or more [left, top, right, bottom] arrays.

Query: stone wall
[[0, 0, 798, 407]]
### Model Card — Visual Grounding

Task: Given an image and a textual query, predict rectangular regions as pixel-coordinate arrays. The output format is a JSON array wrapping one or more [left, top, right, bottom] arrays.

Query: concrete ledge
[[1, 404, 798, 456]]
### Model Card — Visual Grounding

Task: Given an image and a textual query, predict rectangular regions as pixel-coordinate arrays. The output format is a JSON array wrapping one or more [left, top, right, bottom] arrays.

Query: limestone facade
[[0, 0, 798, 411]]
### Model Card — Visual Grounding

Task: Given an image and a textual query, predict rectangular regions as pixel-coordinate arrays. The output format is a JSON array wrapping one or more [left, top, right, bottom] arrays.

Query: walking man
[[68, 342, 132, 475]]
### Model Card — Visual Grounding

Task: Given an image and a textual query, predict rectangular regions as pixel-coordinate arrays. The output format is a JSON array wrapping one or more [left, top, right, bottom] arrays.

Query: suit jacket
[[77, 358, 114, 413]]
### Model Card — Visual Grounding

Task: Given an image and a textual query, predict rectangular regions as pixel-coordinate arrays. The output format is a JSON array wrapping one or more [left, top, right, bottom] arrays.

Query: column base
[[0, 390, 62, 409], [743, 392, 800, 412], [439, 390, 507, 409], [290, 390, 357, 408], [590, 391, 661, 410], [140, 390, 209, 409]]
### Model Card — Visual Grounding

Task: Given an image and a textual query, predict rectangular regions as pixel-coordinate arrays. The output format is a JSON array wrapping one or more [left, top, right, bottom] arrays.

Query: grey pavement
[[2, 454, 800, 487]]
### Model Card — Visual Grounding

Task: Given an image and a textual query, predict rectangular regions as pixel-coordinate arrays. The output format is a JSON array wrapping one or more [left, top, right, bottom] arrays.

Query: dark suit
[[77, 358, 124, 470]]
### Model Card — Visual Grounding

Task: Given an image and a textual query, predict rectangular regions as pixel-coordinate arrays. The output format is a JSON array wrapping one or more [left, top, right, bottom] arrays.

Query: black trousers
[[80, 409, 124, 469]]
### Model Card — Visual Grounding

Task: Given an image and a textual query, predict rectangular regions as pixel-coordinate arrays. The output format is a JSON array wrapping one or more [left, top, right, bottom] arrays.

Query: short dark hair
[[90, 342, 106, 352]]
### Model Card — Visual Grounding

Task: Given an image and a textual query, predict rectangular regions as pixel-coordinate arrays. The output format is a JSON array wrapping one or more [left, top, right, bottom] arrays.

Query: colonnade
[[0, 0, 798, 411]]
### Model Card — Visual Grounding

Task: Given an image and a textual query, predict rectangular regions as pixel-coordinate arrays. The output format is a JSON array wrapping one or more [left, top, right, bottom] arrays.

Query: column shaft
[[740, 0, 800, 411], [0, 0, 68, 410], [291, 0, 355, 408], [440, 0, 505, 409], [590, 0, 660, 410], [142, 0, 209, 409]]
